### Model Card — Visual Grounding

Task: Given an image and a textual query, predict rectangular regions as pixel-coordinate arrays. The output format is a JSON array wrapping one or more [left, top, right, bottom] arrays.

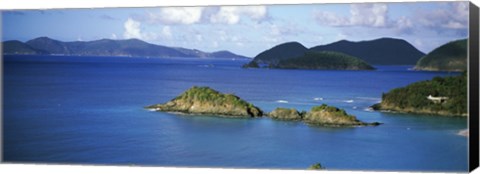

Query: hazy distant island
[[414, 39, 467, 72], [371, 73, 467, 117], [2, 37, 250, 59], [243, 37, 425, 69], [147, 86, 381, 127]]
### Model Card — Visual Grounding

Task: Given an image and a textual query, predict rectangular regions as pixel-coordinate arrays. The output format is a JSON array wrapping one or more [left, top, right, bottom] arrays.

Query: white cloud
[[236, 42, 244, 47], [148, 7, 204, 25], [123, 18, 173, 42], [394, 1, 468, 35], [240, 6, 268, 20], [314, 3, 388, 27], [161, 26, 172, 38], [350, 4, 388, 27], [314, 1, 468, 37], [135, 6, 268, 26], [212, 41, 219, 48], [195, 34, 203, 42], [218, 30, 228, 41], [420, 2, 468, 30], [210, 6, 267, 24], [269, 23, 300, 37], [314, 11, 349, 26], [414, 39, 423, 48], [395, 16, 413, 34], [123, 18, 142, 39], [110, 33, 118, 39], [336, 33, 347, 40], [215, 30, 246, 43]]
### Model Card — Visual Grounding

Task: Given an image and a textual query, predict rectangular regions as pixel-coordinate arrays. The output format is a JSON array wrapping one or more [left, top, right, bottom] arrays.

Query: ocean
[[2, 55, 468, 172]]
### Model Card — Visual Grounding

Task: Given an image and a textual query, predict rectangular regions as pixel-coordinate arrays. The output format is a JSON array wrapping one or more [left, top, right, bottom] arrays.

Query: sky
[[1, 1, 469, 57]]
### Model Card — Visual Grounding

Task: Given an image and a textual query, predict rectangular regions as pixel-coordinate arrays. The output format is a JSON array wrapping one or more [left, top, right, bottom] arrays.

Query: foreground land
[[371, 73, 467, 116]]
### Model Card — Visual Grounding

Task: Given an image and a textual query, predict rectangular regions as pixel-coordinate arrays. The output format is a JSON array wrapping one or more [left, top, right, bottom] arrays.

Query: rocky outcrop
[[267, 105, 380, 127], [268, 108, 304, 121]]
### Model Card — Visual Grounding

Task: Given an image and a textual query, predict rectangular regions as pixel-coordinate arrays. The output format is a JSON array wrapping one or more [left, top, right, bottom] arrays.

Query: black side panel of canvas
[[469, 2, 479, 172]]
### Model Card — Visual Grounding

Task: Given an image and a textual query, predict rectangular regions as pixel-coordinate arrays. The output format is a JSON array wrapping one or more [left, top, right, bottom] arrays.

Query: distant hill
[[252, 41, 308, 64], [2, 40, 47, 55], [272, 51, 375, 70], [310, 38, 425, 65], [244, 38, 425, 68], [209, 50, 249, 59], [3, 37, 250, 59], [414, 39, 467, 72]]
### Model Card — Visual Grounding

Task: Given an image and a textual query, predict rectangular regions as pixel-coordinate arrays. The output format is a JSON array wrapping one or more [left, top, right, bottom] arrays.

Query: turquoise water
[[3, 55, 467, 172]]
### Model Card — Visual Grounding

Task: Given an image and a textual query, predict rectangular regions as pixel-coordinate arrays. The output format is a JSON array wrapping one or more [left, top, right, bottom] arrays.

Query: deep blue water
[[3, 55, 467, 172]]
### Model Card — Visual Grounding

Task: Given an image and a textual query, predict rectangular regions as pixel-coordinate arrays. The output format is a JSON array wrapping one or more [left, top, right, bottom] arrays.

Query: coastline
[[370, 104, 468, 117]]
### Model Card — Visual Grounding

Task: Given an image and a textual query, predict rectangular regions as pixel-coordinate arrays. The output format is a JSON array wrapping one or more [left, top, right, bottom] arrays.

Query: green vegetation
[[373, 73, 467, 116], [311, 104, 350, 116], [272, 51, 375, 70], [146, 86, 263, 117], [268, 108, 304, 120], [415, 39, 467, 71], [308, 163, 325, 170]]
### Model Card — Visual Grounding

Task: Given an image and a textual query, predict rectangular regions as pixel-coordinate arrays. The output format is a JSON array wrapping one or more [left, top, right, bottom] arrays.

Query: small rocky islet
[[146, 86, 381, 127], [270, 105, 381, 126], [145, 86, 263, 118]]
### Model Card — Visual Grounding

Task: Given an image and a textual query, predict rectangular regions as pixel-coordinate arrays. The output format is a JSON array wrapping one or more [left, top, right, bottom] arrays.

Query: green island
[[371, 73, 467, 116], [414, 39, 467, 72], [147, 86, 381, 127], [145, 86, 263, 118], [271, 51, 375, 70]]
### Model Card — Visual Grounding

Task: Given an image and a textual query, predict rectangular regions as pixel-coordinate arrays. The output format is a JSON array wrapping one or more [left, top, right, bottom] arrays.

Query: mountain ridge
[[310, 37, 425, 65], [245, 37, 426, 67], [3, 37, 250, 59]]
